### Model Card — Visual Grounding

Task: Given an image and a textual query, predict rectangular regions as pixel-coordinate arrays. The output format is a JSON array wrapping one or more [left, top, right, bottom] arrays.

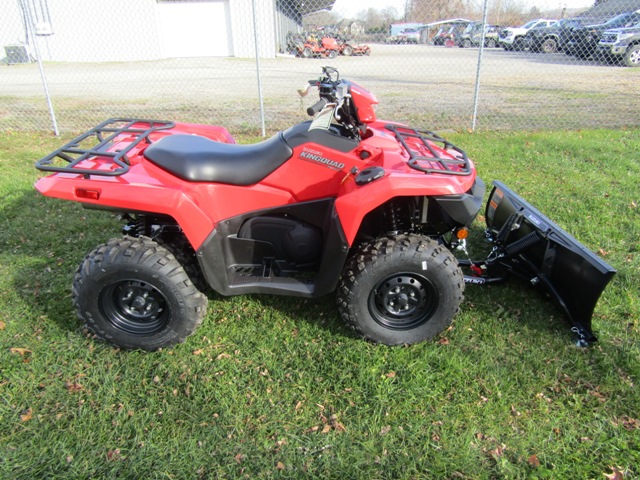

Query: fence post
[[21, 0, 59, 135], [471, 0, 490, 132], [252, 0, 266, 137]]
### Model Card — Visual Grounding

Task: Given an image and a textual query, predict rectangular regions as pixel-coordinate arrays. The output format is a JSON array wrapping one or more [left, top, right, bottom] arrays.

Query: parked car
[[524, 18, 580, 53], [457, 22, 500, 48], [499, 19, 557, 51], [398, 28, 421, 44], [597, 20, 640, 66], [564, 10, 640, 58]]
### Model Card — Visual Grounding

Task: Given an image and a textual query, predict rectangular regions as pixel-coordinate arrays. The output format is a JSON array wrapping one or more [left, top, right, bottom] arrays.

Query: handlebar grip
[[307, 98, 328, 117]]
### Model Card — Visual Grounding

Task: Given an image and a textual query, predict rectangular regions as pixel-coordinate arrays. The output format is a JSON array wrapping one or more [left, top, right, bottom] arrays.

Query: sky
[[332, 0, 594, 19]]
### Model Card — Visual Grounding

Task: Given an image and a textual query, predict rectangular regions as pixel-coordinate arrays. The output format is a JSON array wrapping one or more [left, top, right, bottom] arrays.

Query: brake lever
[[333, 97, 344, 121]]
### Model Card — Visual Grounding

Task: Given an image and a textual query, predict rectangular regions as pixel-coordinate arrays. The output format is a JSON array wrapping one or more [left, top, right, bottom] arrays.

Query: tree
[[355, 7, 400, 33], [302, 10, 340, 29], [405, 0, 470, 23]]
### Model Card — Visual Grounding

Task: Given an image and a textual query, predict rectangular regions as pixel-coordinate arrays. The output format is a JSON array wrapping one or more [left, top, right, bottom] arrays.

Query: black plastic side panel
[[434, 177, 485, 226], [485, 181, 616, 342], [197, 199, 349, 297]]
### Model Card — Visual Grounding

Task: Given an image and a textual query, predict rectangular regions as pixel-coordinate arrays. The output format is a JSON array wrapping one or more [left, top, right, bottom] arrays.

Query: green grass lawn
[[1, 128, 639, 479]]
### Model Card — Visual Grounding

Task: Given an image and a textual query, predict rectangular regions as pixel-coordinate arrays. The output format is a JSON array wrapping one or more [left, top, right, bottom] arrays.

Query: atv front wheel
[[337, 235, 464, 345], [73, 237, 208, 350]]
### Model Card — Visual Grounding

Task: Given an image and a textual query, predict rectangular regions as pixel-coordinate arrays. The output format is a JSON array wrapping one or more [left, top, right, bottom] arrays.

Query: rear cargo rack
[[385, 125, 472, 176], [35, 118, 175, 178]]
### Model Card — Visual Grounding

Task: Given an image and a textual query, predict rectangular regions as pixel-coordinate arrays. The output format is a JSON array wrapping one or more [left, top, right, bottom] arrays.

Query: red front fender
[[335, 171, 478, 245]]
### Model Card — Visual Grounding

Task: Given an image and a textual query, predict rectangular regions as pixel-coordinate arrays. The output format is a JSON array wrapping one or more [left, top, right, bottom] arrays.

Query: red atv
[[35, 67, 615, 350]]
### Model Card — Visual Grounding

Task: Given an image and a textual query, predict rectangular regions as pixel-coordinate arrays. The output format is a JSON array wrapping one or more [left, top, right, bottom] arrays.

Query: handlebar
[[307, 98, 328, 117]]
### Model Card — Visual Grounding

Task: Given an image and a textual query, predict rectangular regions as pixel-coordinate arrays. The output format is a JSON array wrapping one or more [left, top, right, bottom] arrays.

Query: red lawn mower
[[35, 67, 615, 350], [297, 36, 339, 59]]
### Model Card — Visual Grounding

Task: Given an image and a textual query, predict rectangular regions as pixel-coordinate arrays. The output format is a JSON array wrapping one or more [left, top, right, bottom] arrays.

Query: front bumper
[[597, 44, 627, 56]]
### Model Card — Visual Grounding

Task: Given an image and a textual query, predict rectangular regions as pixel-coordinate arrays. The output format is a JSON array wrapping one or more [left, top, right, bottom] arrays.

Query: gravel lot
[[1, 44, 638, 133]]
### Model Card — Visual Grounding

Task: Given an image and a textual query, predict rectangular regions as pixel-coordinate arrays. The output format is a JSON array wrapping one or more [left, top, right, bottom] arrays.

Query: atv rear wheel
[[342, 45, 354, 56], [302, 47, 313, 58], [337, 234, 464, 345], [73, 237, 207, 350]]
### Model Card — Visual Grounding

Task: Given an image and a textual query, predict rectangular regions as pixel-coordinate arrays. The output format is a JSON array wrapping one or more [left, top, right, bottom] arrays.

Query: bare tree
[[303, 10, 340, 29], [405, 0, 470, 23], [355, 7, 401, 33]]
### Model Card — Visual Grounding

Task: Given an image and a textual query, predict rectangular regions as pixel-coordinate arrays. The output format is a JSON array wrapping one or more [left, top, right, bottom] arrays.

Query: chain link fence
[[1, 0, 638, 136]]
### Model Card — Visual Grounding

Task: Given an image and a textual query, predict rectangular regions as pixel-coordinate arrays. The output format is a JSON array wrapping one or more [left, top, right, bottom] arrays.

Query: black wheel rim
[[99, 280, 170, 335], [368, 273, 438, 330]]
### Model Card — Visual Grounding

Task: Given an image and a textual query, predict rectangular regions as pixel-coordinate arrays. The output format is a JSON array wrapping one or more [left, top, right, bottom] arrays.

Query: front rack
[[35, 118, 175, 178], [385, 124, 472, 176]]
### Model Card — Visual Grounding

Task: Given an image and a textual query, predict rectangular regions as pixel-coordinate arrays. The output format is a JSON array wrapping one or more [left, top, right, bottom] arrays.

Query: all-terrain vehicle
[[433, 21, 471, 46], [35, 67, 615, 351]]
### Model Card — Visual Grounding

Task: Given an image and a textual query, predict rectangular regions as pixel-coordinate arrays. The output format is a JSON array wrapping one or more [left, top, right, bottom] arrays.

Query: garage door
[[156, 0, 232, 57]]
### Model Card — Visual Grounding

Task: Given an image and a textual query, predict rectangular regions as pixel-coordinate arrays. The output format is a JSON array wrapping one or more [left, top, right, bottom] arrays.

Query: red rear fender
[[35, 161, 294, 250]]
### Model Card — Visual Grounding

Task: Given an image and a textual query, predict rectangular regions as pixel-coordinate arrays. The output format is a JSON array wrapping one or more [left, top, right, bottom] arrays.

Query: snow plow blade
[[483, 181, 616, 345]]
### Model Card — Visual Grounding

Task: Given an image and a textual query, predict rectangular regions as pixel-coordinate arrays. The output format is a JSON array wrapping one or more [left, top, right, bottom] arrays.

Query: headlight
[[618, 32, 635, 41]]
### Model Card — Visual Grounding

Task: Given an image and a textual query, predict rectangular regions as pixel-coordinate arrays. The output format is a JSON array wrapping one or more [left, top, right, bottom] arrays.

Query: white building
[[1, 0, 335, 62]]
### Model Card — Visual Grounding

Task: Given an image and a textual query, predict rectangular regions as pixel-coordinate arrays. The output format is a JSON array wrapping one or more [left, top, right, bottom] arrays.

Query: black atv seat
[[143, 133, 293, 185]]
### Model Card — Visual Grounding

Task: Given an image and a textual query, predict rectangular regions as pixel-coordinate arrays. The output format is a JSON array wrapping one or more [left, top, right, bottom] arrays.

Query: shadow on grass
[[453, 224, 588, 345], [2, 189, 117, 335]]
